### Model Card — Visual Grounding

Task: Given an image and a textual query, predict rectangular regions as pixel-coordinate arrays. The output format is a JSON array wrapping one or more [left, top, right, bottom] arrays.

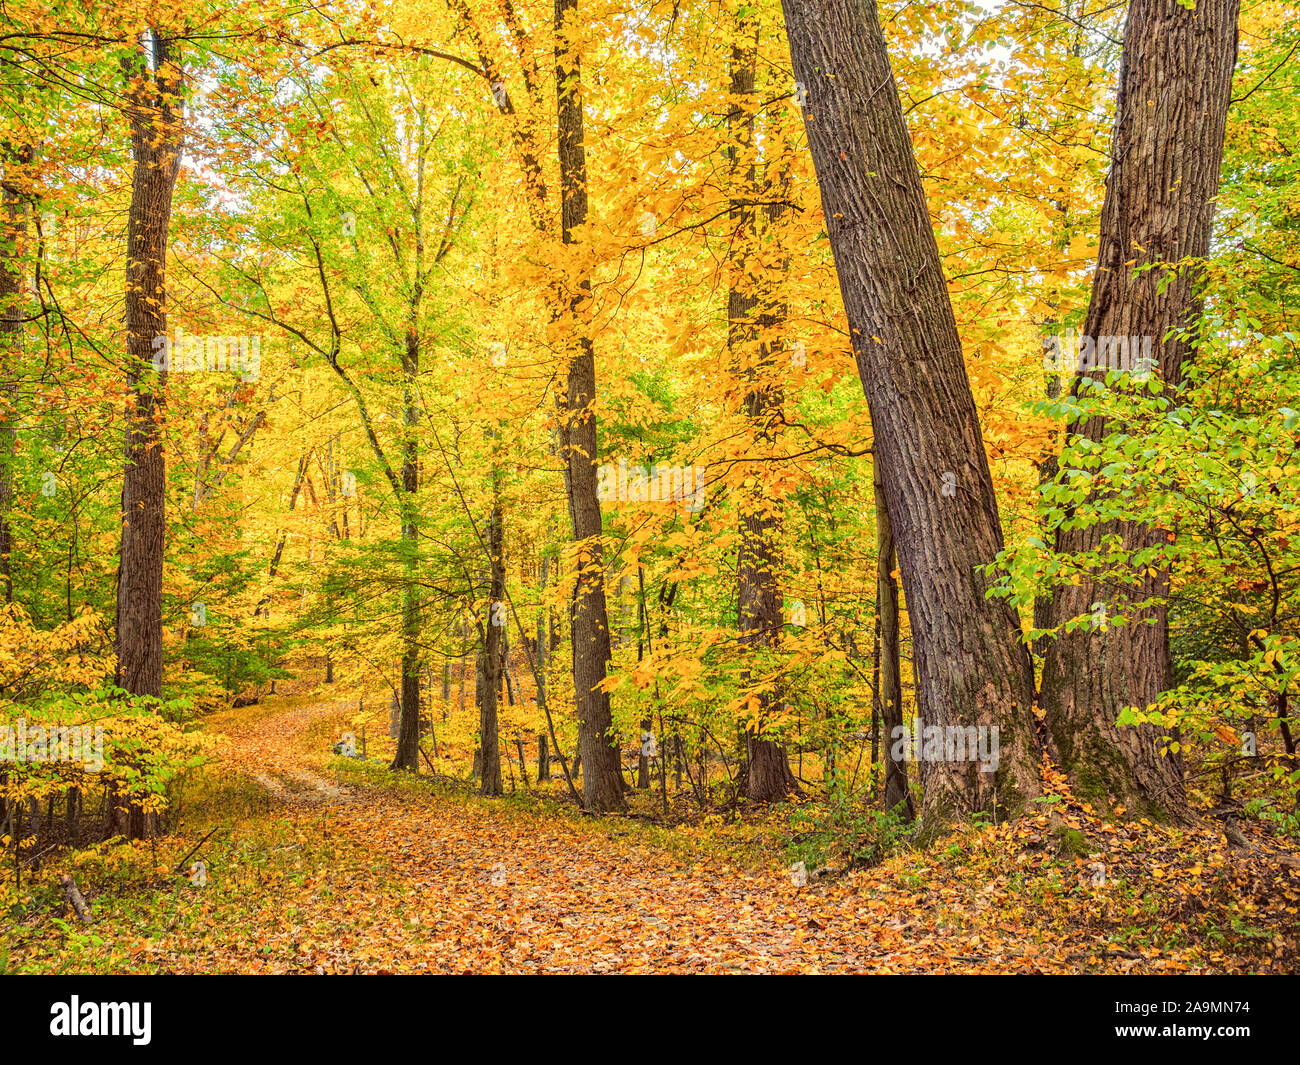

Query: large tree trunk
[[875, 467, 911, 816], [778, 0, 1038, 820], [555, 0, 625, 813], [1040, 0, 1239, 818], [117, 34, 181, 702], [729, 17, 800, 803], [114, 32, 183, 841]]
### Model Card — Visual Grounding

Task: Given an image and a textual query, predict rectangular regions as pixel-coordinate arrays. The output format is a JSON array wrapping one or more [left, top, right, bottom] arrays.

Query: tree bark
[[116, 32, 182, 707], [875, 466, 911, 816], [0, 134, 28, 605], [555, 0, 625, 812], [637, 716, 651, 789], [778, 0, 1038, 820], [392, 324, 422, 772], [113, 34, 183, 841], [1040, 0, 1239, 818], [477, 498, 505, 796], [729, 15, 800, 803]]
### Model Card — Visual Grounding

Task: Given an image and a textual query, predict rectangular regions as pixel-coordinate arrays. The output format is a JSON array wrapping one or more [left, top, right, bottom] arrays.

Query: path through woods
[[7, 697, 1288, 975]]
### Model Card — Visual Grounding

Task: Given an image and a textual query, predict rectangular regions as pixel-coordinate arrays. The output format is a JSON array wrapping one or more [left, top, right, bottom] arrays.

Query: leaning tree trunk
[[778, 0, 1038, 820], [875, 465, 911, 817], [1040, 0, 1239, 819], [555, 0, 625, 813], [729, 16, 800, 802], [114, 34, 183, 839]]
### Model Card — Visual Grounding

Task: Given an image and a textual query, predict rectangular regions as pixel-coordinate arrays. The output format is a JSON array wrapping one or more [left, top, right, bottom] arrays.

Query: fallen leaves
[[4, 698, 1298, 974]]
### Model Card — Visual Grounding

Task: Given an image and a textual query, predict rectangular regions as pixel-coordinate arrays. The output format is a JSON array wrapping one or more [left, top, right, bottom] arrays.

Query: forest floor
[[3, 696, 1299, 974]]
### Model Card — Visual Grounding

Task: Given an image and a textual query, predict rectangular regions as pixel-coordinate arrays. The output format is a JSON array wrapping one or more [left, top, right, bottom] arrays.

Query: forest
[[0, 0, 1298, 983]]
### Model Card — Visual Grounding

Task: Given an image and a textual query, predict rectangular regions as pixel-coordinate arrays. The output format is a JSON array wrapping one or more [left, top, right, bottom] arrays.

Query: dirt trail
[[204, 698, 1076, 974]]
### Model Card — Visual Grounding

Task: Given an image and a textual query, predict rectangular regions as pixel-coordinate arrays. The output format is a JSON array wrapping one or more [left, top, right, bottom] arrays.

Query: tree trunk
[[729, 14, 800, 803], [1040, 0, 1239, 818], [536, 551, 549, 712], [555, 0, 625, 813], [0, 135, 28, 605], [637, 716, 651, 789], [875, 466, 911, 816], [116, 33, 182, 705], [778, 0, 1038, 820], [477, 498, 504, 796], [392, 325, 422, 771], [515, 733, 528, 785], [113, 34, 183, 840]]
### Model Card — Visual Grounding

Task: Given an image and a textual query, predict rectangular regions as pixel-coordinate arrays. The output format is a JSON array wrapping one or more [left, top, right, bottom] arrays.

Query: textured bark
[[477, 499, 504, 796], [555, 0, 625, 813], [392, 324, 422, 772], [115, 33, 182, 711], [0, 137, 27, 605], [112, 32, 176, 860], [728, 22, 799, 802], [1041, 0, 1239, 818], [875, 467, 911, 816], [779, 0, 1038, 819]]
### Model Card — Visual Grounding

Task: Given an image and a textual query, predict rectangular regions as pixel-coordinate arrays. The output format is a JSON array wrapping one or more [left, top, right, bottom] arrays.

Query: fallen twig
[[60, 874, 94, 924]]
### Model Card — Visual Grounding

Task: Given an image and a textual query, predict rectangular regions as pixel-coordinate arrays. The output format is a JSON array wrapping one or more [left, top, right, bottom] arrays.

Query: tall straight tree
[[777, 0, 1039, 818], [728, 18, 799, 801], [117, 31, 182, 704], [0, 133, 27, 605], [554, 0, 625, 811], [477, 477, 505, 796], [113, 30, 183, 839], [447, 0, 621, 810], [1040, 0, 1240, 815]]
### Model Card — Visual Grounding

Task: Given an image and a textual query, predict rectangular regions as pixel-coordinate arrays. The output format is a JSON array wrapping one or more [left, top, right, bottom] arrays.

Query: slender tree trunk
[[555, 0, 625, 812], [458, 648, 467, 716], [778, 0, 1039, 820], [477, 498, 504, 796], [255, 453, 309, 617], [393, 325, 422, 771], [1040, 0, 1239, 818], [875, 466, 911, 816], [536, 551, 549, 713], [636, 716, 651, 789], [0, 135, 27, 605]]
